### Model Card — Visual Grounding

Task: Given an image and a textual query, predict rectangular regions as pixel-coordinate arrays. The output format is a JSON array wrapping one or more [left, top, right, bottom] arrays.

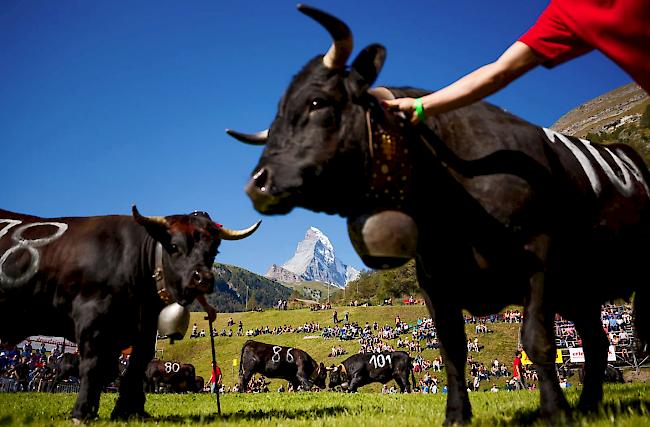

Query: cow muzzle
[[191, 269, 214, 293], [245, 168, 293, 214]]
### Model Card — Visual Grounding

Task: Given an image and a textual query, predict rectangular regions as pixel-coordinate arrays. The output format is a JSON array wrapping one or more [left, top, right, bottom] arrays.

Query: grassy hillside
[[160, 305, 519, 392], [189, 263, 291, 312], [281, 281, 342, 303]]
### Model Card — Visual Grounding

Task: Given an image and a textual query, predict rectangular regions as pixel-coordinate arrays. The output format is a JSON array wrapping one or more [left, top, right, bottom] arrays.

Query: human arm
[[383, 41, 545, 123]]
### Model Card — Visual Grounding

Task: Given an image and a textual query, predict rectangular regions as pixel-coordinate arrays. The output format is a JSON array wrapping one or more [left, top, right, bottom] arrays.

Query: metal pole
[[206, 317, 222, 416]]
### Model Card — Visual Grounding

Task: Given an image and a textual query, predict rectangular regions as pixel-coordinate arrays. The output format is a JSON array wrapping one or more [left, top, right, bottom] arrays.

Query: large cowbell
[[158, 302, 190, 342], [347, 210, 418, 270]]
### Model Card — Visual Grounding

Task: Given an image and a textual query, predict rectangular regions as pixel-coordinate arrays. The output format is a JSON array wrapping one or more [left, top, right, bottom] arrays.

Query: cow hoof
[[71, 418, 83, 425], [110, 408, 150, 421], [443, 412, 471, 426]]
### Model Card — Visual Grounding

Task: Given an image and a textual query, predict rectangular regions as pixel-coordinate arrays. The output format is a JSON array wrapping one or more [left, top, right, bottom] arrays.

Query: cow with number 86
[[238, 340, 327, 391]]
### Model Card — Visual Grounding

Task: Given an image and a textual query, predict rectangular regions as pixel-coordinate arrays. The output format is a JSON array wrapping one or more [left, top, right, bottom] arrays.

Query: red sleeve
[[518, 1, 593, 68]]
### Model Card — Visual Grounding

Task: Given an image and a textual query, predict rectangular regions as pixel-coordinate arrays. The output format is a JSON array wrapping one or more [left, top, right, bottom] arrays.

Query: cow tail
[[634, 289, 649, 355]]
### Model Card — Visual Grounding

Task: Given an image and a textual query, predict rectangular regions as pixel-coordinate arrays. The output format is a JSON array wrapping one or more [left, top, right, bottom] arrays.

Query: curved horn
[[217, 220, 262, 241], [298, 4, 353, 70], [226, 128, 268, 146], [132, 205, 168, 226]]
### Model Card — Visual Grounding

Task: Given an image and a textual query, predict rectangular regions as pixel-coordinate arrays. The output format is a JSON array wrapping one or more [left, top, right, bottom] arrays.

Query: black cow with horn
[[227, 4, 650, 424], [0, 206, 259, 421], [328, 351, 416, 393], [238, 340, 327, 391]]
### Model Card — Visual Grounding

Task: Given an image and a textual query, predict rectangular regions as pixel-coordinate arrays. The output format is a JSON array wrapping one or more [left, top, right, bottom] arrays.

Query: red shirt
[[513, 356, 522, 378], [519, 0, 650, 93], [209, 365, 222, 383]]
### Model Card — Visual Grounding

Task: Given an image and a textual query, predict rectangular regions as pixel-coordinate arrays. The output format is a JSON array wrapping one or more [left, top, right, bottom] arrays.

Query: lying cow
[[145, 359, 198, 393], [228, 5, 649, 424], [238, 340, 326, 391], [0, 206, 259, 421], [328, 351, 415, 393]]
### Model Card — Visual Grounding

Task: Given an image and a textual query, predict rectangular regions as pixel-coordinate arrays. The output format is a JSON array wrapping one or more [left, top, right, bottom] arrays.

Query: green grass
[[0, 383, 648, 426], [159, 305, 518, 392]]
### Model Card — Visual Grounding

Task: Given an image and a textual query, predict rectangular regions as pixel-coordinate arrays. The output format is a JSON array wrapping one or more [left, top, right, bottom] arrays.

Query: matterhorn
[[265, 227, 359, 288]]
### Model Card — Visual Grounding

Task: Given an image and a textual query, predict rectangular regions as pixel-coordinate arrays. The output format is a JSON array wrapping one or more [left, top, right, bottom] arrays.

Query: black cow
[[145, 359, 198, 393], [228, 5, 649, 424], [0, 206, 259, 421], [328, 351, 415, 393], [238, 340, 327, 391]]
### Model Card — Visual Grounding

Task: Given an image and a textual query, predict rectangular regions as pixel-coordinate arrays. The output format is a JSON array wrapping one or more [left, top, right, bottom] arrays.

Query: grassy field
[[158, 305, 518, 391], [0, 383, 648, 426]]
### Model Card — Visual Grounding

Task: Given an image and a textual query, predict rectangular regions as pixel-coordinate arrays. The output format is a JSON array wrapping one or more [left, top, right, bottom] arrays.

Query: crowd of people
[[0, 343, 75, 393], [187, 320, 322, 340]]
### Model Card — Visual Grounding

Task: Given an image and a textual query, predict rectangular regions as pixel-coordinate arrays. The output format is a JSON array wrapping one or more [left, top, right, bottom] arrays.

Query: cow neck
[[363, 87, 413, 212], [153, 242, 174, 305]]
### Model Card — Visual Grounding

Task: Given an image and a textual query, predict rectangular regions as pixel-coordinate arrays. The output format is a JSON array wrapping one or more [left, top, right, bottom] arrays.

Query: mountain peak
[[265, 227, 360, 288]]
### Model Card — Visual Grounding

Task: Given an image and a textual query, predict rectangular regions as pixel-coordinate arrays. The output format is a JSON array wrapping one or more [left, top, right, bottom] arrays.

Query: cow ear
[[132, 205, 172, 246], [347, 44, 386, 99]]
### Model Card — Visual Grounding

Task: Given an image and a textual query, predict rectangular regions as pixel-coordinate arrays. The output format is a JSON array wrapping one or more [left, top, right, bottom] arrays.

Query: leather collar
[[363, 87, 413, 211], [153, 243, 174, 305]]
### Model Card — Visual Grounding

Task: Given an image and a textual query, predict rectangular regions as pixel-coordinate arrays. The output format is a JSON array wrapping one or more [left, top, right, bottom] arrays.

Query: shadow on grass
[[481, 398, 650, 426], [150, 405, 350, 423]]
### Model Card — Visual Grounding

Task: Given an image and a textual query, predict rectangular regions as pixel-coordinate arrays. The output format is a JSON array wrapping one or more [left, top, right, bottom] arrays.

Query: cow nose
[[192, 270, 214, 291], [252, 168, 269, 192]]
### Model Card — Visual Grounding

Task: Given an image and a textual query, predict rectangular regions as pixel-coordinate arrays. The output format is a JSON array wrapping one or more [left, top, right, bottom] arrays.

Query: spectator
[[209, 362, 222, 393], [512, 351, 525, 390], [383, 1, 649, 125]]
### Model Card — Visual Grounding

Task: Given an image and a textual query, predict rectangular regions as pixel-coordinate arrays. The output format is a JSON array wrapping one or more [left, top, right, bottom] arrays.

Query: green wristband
[[414, 98, 426, 122]]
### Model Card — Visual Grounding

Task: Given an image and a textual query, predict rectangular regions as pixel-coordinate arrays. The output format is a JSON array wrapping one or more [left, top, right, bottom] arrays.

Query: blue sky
[[0, 1, 633, 276]]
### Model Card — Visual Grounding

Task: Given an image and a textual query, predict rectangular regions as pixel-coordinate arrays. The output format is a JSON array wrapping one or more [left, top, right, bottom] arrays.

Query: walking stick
[[205, 316, 222, 416]]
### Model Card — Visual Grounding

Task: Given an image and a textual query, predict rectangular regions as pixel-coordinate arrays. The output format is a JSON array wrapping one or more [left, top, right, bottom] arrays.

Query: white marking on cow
[[369, 354, 392, 369], [0, 220, 69, 287], [542, 128, 650, 198], [286, 348, 294, 363], [272, 345, 282, 363], [164, 362, 180, 373]]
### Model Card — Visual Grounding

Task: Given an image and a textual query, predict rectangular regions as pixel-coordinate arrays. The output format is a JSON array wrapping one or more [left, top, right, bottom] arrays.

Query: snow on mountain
[[266, 227, 360, 288]]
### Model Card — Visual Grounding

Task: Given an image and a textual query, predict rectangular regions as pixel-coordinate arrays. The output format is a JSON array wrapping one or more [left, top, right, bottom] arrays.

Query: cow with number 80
[[238, 340, 327, 391]]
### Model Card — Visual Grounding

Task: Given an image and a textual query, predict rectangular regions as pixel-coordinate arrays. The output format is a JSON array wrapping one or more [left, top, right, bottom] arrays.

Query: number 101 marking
[[369, 354, 392, 369]]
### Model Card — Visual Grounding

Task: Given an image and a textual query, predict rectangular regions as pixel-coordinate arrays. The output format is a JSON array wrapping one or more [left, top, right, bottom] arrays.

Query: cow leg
[[111, 316, 156, 419], [239, 369, 253, 392], [346, 376, 362, 393], [432, 302, 471, 425], [572, 308, 608, 412], [394, 375, 407, 393], [522, 272, 569, 419], [72, 343, 120, 421]]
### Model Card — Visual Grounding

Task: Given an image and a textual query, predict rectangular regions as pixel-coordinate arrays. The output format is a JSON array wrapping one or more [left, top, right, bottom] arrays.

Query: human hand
[[381, 97, 423, 125]]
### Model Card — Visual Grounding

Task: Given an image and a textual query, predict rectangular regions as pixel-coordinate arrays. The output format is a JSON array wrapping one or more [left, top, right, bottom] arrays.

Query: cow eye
[[309, 98, 329, 111]]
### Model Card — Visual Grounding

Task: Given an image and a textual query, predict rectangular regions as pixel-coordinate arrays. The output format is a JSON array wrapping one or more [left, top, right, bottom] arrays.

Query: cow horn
[[132, 205, 168, 226], [298, 4, 353, 70], [226, 128, 268, 146], [217, 220, 261, 241]]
